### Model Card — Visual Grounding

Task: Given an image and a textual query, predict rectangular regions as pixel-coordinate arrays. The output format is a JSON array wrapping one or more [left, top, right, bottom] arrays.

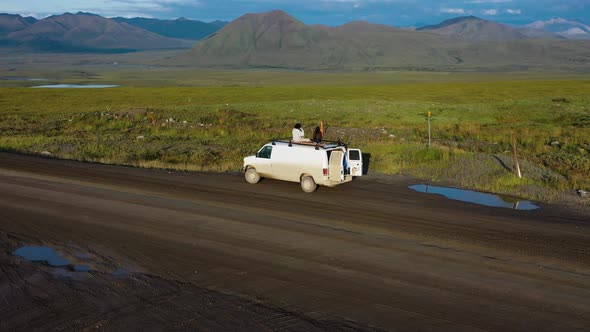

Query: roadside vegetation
[[0, 70, 588, 204]]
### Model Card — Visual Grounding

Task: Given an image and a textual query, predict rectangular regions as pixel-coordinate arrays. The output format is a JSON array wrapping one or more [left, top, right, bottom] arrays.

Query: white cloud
[[506, 8, 522, 14], [441, 8, 466, 14], [483, 9, 498, 15]]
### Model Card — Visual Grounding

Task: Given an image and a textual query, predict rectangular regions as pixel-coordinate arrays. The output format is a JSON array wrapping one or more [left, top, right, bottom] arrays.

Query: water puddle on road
[[13, 246, 136, 278], [12, 246, 71, 267], [409, 184, 539, 210], [13, 246, 97, 273], [73, 265, 92, 272]]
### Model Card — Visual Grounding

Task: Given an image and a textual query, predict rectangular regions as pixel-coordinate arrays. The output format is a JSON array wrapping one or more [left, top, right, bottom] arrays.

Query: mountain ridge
[[525, 18, 590, 39], [177, 10, 590, 70], [0, 13, 36, 36], [113, 16, 227, 40], [0, 12, 193, 52], [418, 16, 527, 41]]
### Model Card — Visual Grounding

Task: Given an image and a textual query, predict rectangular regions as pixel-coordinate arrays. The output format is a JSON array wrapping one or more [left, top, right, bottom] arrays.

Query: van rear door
[[347, 149, 363, 176], [328, 150, 344, 182]]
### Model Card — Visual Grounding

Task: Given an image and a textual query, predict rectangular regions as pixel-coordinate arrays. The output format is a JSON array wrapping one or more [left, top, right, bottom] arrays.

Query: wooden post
[[427, 112, 432, 148], [512, 134, 522, 178]]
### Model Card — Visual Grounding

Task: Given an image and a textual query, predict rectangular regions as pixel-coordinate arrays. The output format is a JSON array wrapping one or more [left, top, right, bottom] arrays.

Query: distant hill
[[417, 16, 527, 41], [0, 12, 193, 52], [209, 20, 228, 29], [526, 18, 590, 39], [113, 17, 227, 40], [179, 10, 461, 68], [0, 14, 35, 36], [516, 27, 563, 39], [176, 10, 590, 70], [22, 16, 38, 25]]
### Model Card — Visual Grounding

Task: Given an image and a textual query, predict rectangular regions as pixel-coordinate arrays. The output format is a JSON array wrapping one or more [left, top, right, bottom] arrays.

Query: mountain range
[[525, 18, 590, 39], [112, 17, 227, 40], [177, 10, 590, 69], [417, 16, 529, 41], [0, 12, 226, 52], [0, 13, 37, 35], [1, 10, 589, 70]]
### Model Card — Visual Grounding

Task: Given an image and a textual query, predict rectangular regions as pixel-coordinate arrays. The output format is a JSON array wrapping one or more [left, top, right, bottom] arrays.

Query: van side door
[[347, 149, 363, 176], [255, 145, 272, 176]]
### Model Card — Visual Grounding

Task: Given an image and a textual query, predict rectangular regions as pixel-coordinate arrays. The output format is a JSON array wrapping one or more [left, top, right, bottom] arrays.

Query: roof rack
[[271, 138, 348, 150]]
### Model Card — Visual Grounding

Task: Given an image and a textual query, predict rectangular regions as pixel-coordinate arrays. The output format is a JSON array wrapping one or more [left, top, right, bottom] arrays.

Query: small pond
[[409, 184, 539, 210], [1, 77, 47, 81], [32, 84, 119, 88]]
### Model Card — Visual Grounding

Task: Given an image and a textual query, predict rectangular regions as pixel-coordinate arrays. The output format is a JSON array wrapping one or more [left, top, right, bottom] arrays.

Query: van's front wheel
[[300, 176, 317, 193], [245, 168, 260, 184]]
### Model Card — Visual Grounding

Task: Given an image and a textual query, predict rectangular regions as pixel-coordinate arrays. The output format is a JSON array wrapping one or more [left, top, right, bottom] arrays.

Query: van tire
[[245, 168, 260, 184], [300, 176, 317, 193]]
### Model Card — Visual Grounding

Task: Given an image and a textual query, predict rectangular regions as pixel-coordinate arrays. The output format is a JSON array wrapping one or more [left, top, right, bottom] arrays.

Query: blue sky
[[2, 0, 589, 26]]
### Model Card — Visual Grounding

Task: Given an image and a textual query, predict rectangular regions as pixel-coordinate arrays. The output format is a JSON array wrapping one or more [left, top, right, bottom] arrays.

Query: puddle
[[0, 77, 47, 81], [13, 246, 70, 267], [73, 265, 92, 272], [409, 184, 539, 210], [32, 84, 119, 88], [13, 246, 95, 272], [13, 245, 133, 276]]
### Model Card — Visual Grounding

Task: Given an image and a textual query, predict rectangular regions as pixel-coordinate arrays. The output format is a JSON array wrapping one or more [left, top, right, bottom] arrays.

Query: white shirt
[[292, 128, 305, 141]]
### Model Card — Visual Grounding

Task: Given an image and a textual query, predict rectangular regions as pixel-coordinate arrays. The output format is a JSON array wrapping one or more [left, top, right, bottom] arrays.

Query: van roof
[[268, 139, 347, 150]]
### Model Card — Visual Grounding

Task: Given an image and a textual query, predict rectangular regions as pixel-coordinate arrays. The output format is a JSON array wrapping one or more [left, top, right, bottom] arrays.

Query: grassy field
[[1, 69, 589, 203]]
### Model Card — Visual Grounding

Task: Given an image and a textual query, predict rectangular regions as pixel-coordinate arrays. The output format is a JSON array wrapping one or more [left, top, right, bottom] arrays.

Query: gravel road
[[1, 153, 589, 331]]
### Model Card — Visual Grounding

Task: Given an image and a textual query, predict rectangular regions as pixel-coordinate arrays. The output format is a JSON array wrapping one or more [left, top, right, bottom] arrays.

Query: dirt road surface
[[1, 152, 589, 331]]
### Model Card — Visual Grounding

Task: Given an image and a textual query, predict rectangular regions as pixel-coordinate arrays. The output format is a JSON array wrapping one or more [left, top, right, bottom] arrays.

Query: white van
[[243, 139, 363, 192]]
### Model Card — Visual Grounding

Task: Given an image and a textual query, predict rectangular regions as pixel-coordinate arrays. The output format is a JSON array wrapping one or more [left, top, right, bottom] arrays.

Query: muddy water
[[12, 246, 71, 266], [409, 184, 539, 210], [13, 246, 96, 273], [12, 245, 136, 277]]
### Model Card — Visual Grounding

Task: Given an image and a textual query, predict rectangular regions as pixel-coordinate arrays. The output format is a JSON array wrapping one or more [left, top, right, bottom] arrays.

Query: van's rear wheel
[[300, 176, 317, 193], [245, 168, 260, 184]]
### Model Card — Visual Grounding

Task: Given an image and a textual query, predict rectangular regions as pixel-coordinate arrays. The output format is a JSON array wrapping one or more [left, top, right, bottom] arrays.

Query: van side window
[[257, 146, 272, 159], [349, 150, 360, 160]]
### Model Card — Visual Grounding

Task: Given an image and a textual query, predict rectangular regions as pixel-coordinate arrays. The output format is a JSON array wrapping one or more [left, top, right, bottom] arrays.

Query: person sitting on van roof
[[312, 126, 323, 143], [292, 123, 309, 142]]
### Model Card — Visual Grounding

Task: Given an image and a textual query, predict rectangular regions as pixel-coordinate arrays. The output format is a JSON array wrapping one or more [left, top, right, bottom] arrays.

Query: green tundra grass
[[0, 69, 589, 203]]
